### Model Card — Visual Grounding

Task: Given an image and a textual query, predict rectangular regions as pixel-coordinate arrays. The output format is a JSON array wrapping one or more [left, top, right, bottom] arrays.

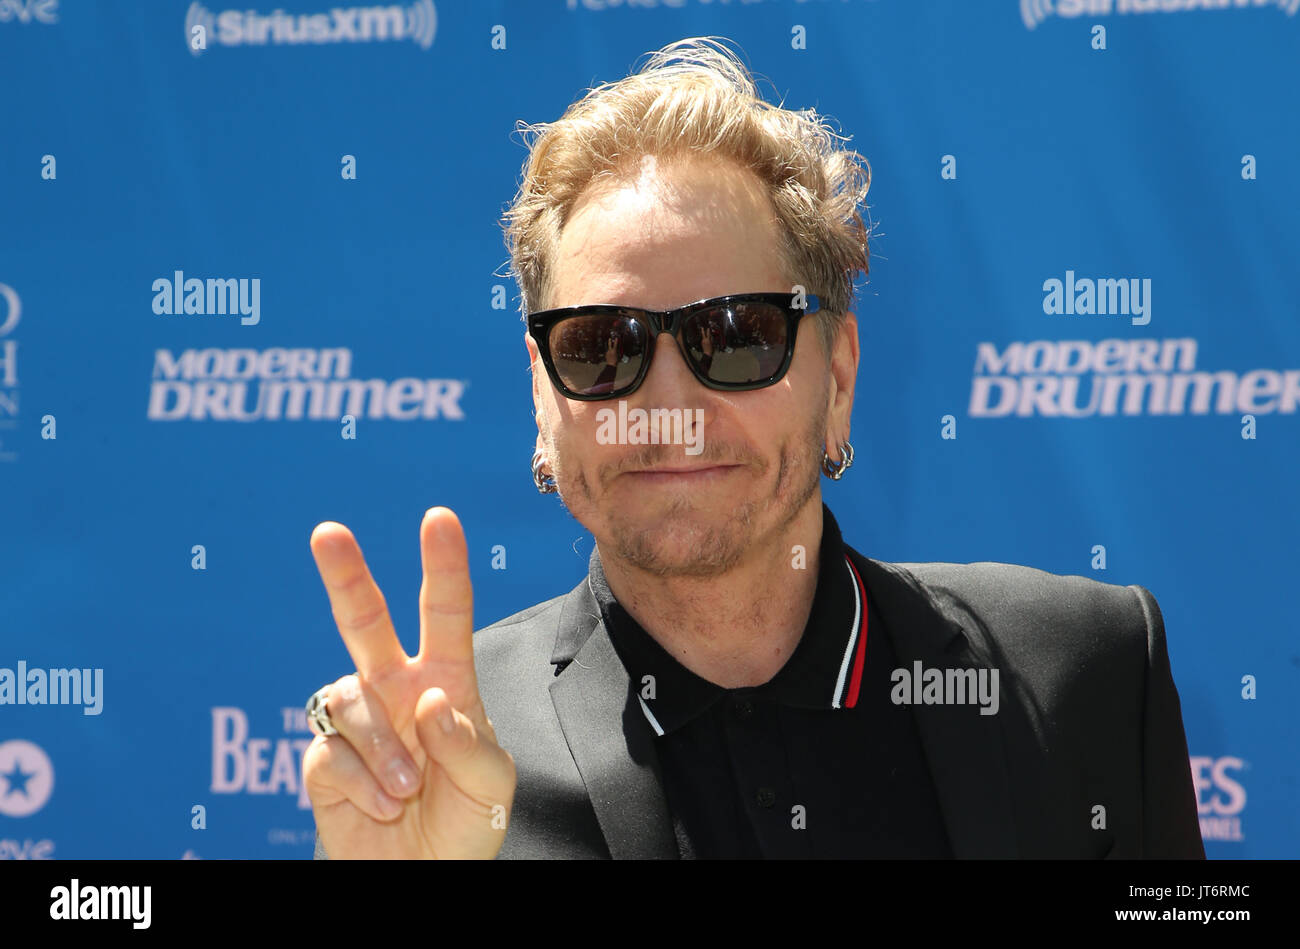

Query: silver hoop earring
[[532, 448, 558, 494], [821, 440, 854, 480]]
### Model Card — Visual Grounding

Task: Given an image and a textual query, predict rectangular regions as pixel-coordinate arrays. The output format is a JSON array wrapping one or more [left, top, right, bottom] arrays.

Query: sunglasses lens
[[547, 313, 648, 397], [683, 302, 789, 385]]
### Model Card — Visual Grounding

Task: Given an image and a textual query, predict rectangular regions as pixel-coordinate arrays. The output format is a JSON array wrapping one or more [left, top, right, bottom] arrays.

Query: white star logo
[[0, 740, 55, 817]]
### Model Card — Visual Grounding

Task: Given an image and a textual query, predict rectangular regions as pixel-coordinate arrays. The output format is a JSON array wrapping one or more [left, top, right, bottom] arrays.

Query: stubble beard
[[545, 399, 828, 581]]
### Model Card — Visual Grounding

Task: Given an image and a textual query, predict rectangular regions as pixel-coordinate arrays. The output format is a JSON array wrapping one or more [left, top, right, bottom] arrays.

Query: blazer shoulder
[[471, 584, 582, 684], [889, 558, 1159, 659], [896, 557, 1144, 599], [474, 590, 569, 638]]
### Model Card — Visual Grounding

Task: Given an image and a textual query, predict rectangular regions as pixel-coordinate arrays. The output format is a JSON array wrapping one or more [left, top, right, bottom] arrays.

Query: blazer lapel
[[854, 555, 1020, 858], [548, 576, 679, 859]]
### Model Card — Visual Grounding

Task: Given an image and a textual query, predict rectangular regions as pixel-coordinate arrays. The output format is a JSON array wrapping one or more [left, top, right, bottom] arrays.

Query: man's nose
[[636, 329, 705, 404]]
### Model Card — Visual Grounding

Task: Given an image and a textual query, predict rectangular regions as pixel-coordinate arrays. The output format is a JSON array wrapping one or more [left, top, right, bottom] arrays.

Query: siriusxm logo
[[185, 1, 436, 55], [1022, 0, 1299, 31]]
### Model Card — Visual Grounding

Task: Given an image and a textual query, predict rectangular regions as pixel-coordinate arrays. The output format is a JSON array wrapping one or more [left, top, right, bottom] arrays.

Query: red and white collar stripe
[[831, 554, 870, 709]]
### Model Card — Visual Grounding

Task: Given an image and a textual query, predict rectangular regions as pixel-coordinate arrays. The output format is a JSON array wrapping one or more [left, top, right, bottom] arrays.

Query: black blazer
[[315, 552, 1205, 859]]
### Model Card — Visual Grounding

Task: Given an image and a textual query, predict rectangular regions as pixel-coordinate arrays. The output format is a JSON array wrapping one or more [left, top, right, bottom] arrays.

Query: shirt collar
[[586, 502, 871, 737]]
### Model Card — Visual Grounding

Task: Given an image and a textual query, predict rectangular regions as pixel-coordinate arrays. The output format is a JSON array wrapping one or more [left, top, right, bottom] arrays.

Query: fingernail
[[438, 704, 456, 734], [376, 789, 403, 819], [388, 759, 418, 794]]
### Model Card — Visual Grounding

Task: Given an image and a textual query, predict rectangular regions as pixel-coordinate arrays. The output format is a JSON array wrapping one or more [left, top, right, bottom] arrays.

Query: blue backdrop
[[1, 0, 1295, 859]]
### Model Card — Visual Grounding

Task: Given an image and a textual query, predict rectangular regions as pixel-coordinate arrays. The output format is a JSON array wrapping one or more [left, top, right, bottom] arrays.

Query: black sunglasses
[[527, 291, 821, 401]]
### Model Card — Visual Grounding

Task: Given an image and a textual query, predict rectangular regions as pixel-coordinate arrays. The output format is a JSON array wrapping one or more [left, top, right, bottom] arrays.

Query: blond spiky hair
[[500, 36, 872, 357]]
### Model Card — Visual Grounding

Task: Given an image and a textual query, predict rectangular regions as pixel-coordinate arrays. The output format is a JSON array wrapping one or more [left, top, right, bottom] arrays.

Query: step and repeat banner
[[1, 1, 1295, 859]]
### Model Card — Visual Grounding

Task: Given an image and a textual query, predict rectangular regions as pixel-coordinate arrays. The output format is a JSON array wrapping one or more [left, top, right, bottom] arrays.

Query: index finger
[[416, 507, 476, 669], [310, 522, 408, 678]]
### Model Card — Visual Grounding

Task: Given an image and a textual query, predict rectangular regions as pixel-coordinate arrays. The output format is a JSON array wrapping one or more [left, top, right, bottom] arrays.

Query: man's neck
[[598, 498, 825, 689]]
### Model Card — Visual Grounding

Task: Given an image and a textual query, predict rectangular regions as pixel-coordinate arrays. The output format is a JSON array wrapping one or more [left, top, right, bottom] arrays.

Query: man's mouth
[[623, 464, 741, 484]]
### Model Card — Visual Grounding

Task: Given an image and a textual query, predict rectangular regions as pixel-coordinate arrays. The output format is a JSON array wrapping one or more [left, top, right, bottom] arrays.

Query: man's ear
[[525, 331, 543, 434], [826, 310, 860, 438]]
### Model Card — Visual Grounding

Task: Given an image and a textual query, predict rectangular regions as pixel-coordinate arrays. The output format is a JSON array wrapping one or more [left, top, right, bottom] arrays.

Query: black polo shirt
[[588, 503, 953, 859]]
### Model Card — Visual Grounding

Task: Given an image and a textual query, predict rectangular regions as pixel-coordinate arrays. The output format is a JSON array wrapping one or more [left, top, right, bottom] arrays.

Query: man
[[303, 37, 1204, 859]]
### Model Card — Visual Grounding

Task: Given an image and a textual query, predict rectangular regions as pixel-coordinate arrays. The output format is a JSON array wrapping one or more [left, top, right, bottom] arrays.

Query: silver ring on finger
[[305, 685, 339, 737]]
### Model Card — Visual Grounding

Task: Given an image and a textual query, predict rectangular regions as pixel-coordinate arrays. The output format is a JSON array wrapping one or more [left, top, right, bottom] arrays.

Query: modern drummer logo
[[210, 706, 313, 809], [148, 347, 468, 422]]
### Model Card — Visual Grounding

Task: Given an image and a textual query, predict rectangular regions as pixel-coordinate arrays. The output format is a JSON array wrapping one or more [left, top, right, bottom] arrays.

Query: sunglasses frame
[[527, 291, 821, 401]]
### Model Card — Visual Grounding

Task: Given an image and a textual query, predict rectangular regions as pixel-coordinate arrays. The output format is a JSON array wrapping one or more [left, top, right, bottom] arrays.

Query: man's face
[[527, 153, 842, 579]]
